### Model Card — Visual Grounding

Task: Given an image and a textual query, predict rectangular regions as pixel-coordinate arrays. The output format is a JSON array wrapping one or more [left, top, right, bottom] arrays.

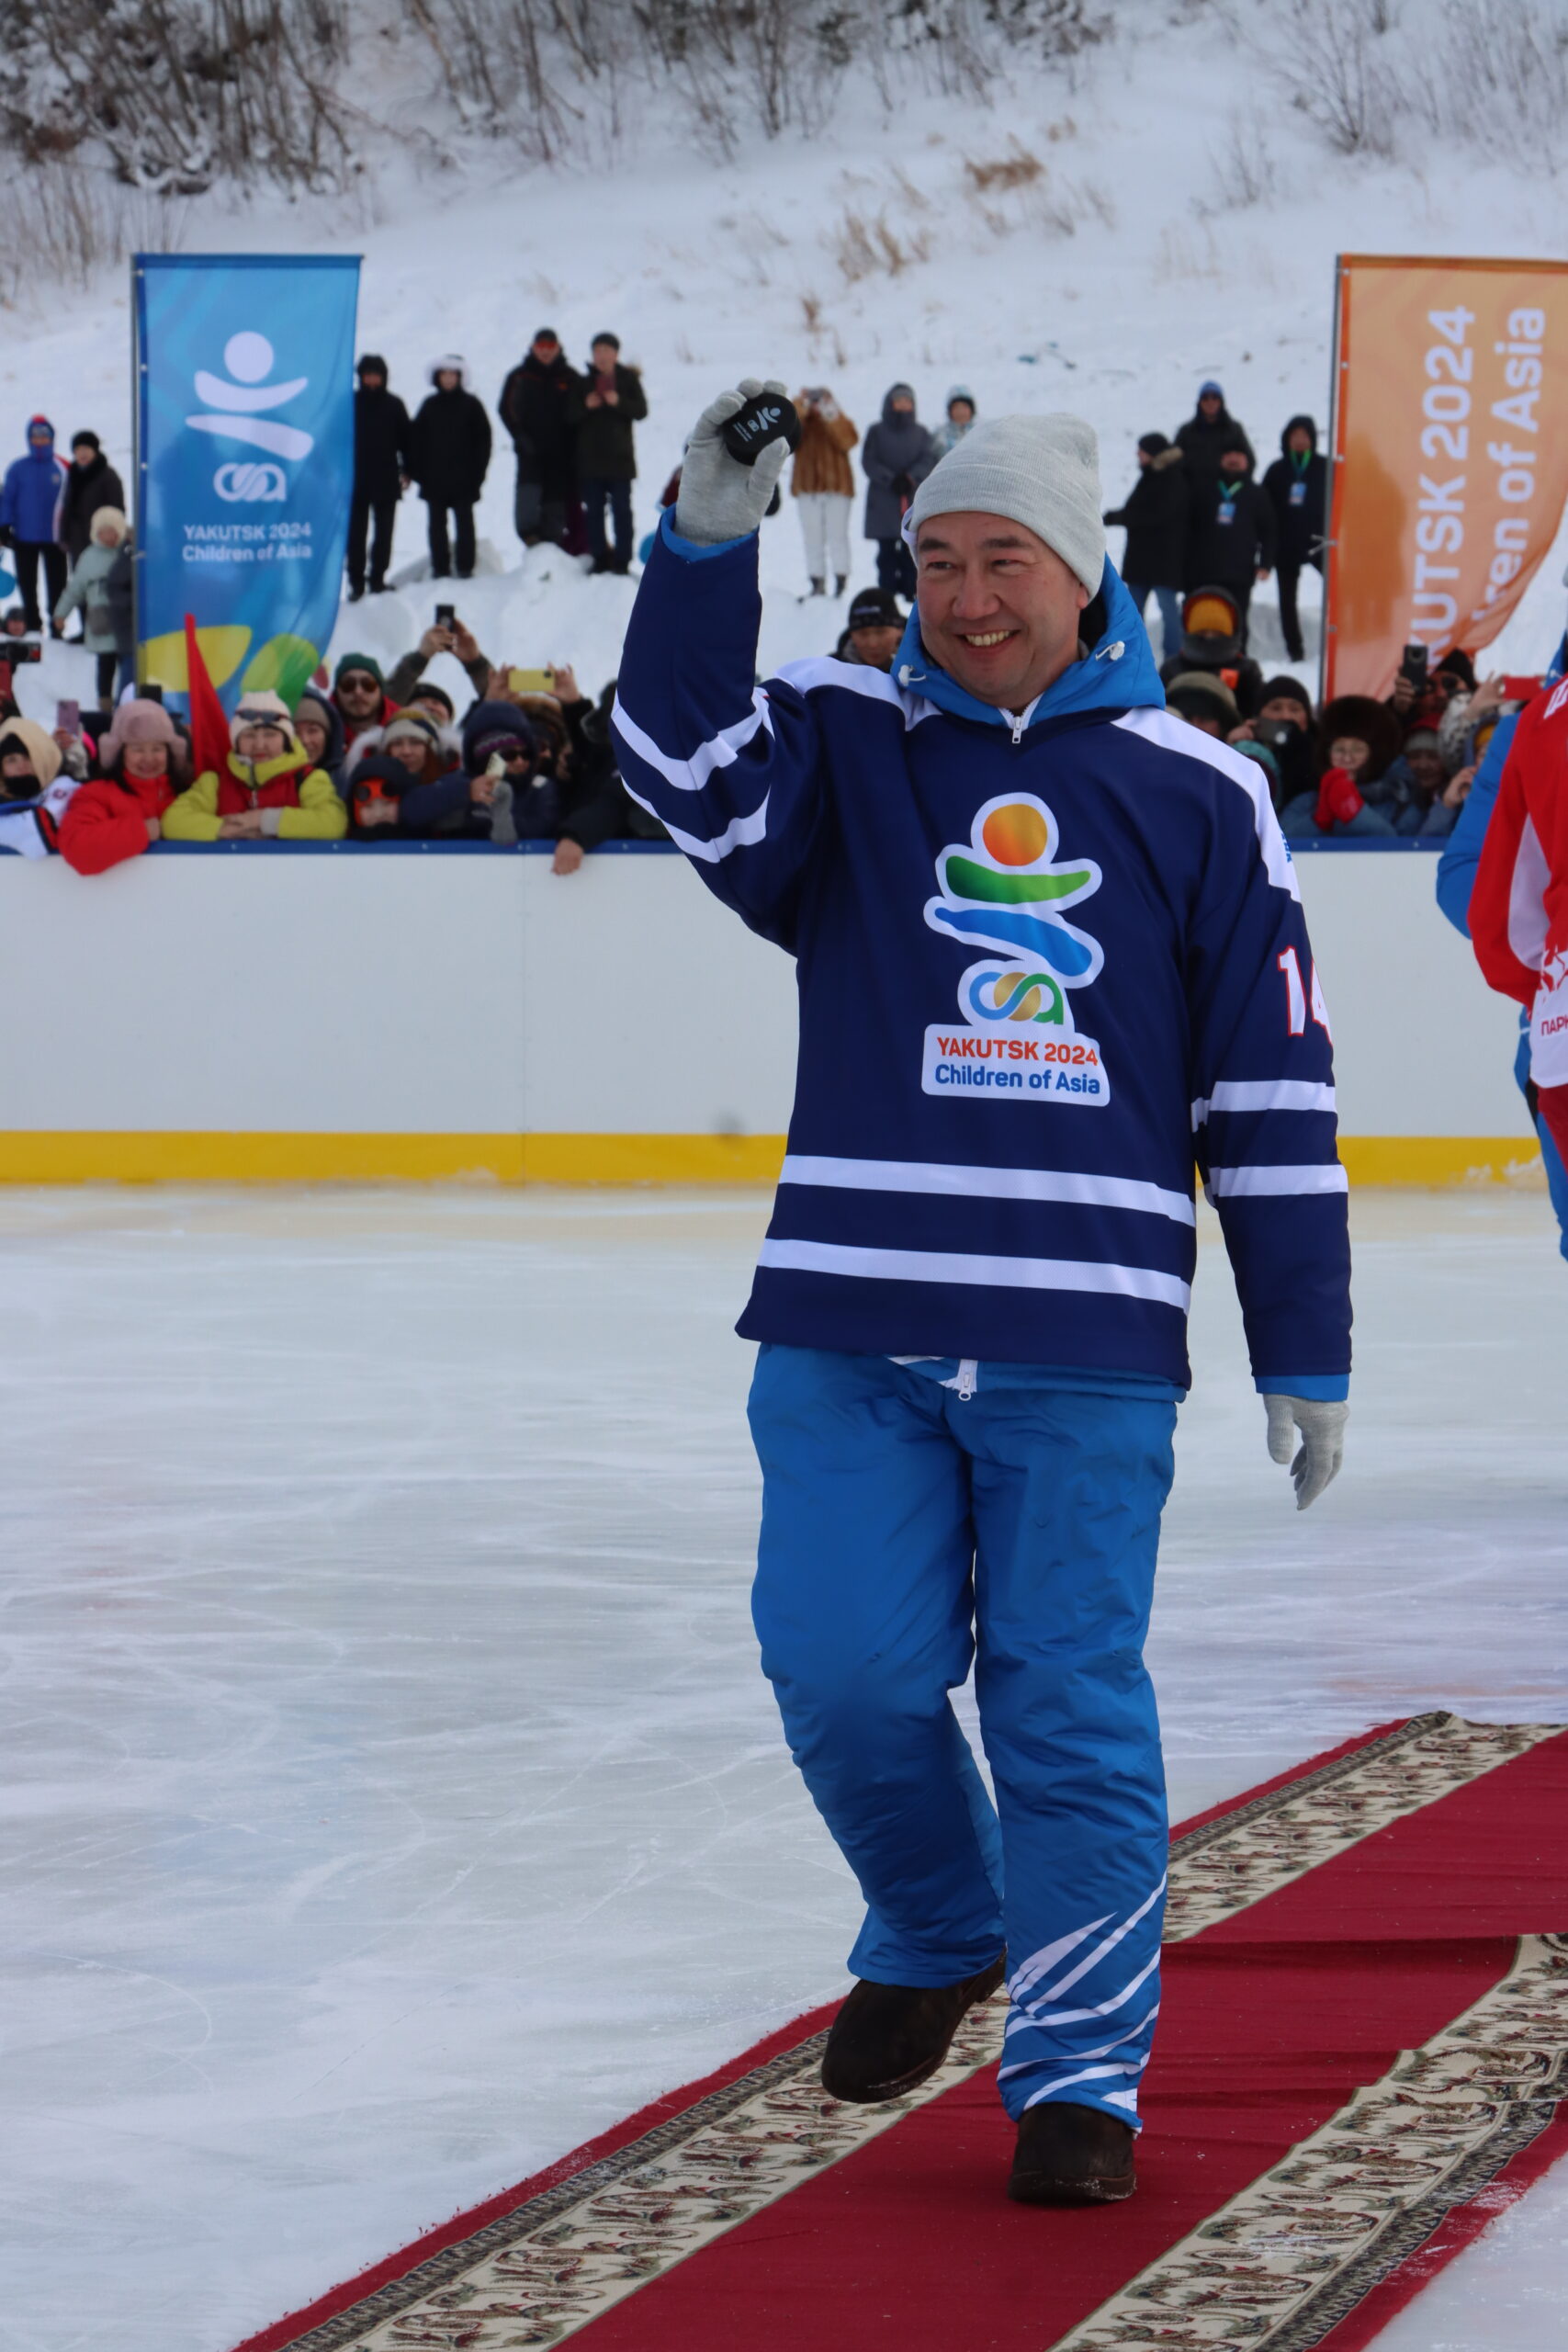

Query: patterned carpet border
[[1056, 1932, 1568, 2350], [249, 1714, 1565, 2352]]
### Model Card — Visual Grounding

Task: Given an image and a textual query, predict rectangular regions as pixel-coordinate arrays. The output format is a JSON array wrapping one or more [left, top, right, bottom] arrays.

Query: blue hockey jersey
[[613, 522, 1350, 1390]]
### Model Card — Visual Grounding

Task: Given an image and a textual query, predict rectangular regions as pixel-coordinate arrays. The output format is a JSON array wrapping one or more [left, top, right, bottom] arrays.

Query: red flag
[[183, 614, 231, 781]]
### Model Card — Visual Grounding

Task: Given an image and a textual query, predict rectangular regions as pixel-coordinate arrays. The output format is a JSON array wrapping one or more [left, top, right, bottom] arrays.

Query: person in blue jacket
[[0, 415, 68, 633], [1436, 624, 1568, 1262], [612, 384, 1351, 2211]]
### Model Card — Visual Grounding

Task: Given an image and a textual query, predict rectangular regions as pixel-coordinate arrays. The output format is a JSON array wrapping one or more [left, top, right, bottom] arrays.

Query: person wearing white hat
[[163, 689, 346, 842], [610, 382, 1351, 2208]]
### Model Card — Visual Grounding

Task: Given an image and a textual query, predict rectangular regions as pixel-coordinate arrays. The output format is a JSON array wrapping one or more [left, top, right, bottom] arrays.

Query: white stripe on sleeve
[[1112, 706, 1300, 899], [757, 1237, 1190, 1309], [620, 778, 770, 864], [779, 1154, 1195, 1227], [1191, 1080, 1337, 1127], [1206, 1163, 1348, 1198], [611, 687, 773, 793]]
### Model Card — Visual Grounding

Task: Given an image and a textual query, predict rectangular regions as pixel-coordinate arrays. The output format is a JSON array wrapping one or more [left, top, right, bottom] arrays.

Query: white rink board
[[0, 847, 1532, 1145]]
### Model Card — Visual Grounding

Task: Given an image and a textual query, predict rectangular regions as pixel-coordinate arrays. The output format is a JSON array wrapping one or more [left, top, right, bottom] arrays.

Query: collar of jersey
[[891, 558, 1164, 734]]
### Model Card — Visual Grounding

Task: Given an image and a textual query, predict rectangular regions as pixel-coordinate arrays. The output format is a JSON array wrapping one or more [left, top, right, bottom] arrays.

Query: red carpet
[[237, 1714, 1568, 2352]]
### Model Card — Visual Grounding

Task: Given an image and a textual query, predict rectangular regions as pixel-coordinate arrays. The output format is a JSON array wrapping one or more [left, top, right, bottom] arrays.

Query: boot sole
[[1008, 2168, 1135, 2207], [821, 1958, 1007, 2104]]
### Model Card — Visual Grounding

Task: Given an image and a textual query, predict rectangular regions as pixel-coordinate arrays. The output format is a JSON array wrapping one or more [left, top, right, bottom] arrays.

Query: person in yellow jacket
[[164, 688, 348, 842]]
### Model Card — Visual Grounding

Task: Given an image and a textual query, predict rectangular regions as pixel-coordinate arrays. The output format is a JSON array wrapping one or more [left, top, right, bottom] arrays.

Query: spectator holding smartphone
[[790, 387, 859, 598]]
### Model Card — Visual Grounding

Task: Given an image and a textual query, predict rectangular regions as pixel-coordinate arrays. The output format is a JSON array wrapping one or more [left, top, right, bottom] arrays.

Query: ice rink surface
[[2, 1182, 1565, 2352]]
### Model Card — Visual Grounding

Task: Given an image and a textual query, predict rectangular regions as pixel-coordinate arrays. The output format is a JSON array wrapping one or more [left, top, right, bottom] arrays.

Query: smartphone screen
[[434, 603, 456, 628], [56, 698, 81, 734]]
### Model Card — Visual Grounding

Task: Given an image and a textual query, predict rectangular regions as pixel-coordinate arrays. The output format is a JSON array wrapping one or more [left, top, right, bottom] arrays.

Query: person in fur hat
[[164, 690, 346, 842], [1276, 694, 1400, 837], [409, 358, 491, 581], [59, 698, 187, 874]]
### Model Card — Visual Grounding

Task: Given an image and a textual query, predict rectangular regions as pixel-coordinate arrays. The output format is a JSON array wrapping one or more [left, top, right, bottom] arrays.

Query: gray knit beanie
[[904, 413, 1105, 595]]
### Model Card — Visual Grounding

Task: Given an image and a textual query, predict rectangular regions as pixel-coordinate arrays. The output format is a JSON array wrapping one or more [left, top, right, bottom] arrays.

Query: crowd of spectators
[[0, 363, 1523, 873]]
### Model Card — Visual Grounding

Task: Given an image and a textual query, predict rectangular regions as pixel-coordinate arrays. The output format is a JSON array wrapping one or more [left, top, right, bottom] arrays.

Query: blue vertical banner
[[134, 253, 360, 711]]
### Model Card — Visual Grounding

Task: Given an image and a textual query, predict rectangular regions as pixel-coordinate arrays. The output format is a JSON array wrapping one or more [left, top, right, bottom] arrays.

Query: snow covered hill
[[3, 0, 1566, 713]]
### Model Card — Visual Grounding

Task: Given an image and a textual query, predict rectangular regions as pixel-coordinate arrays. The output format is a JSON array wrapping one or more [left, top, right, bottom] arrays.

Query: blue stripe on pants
[[748, 1343, 1176, 2126]]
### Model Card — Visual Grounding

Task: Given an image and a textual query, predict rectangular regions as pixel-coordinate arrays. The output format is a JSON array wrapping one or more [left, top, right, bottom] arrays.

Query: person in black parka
[[1174, 379, 1256, 489], [500, 328, 581, 551], [59, 434, 127, 567], [571, 333, 649, 574], [1261, 415, 1328, 665], [349, 356, 413, 600], [1102, 433, 1188, 650], [410, 356, 492, 582], [1185, 441, 1275, 648]]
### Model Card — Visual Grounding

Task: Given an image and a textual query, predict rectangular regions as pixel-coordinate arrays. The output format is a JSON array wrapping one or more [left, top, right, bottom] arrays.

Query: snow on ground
[[3, 2, 1568, 728], [1, 1182, 1565, 2352]]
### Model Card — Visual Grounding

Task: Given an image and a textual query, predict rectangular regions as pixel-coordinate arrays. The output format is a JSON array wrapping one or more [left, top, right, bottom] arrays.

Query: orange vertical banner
[[1325, 255, 1568, 702]]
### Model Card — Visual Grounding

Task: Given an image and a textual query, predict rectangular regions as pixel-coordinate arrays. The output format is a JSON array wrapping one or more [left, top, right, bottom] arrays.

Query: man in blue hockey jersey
[[613, 383, 1352, 2208]]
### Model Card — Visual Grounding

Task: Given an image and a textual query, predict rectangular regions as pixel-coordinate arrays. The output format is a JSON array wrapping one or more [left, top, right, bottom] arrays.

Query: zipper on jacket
[[952, 1358, 977, 1401], [1010, 713, 1025, 746]]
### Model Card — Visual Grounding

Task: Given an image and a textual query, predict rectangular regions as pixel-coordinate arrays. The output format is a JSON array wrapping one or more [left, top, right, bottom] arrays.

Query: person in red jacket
[[58, 698, 187, 875], [1470, 675, 1568, 1167]]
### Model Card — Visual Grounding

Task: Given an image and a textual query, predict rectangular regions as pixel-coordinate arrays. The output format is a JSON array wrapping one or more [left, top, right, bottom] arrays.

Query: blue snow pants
[[748, 1343, 1177, 2128]]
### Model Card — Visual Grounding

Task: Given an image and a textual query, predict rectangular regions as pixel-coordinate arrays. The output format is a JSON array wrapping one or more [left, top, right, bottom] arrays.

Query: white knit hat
[[904, 413, 1105, 595]]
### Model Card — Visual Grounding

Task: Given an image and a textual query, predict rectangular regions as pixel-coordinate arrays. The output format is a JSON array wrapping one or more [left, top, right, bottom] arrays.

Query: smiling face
[[386, 735, 428, 775], [1329, 735, 1371, 776], [915, 511, 1090, 711], [236, 723, 287, 763], [122, 740, 169, 779]]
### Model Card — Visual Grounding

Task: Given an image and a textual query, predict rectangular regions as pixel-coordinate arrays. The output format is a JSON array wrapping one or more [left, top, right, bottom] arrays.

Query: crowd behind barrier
[[0, 359, 1540, 876]]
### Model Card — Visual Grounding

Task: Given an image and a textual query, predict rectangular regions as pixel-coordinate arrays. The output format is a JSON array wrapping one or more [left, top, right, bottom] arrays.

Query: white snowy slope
[[3, 0, 1568, 719], [0, 1183, 1564, 2352]]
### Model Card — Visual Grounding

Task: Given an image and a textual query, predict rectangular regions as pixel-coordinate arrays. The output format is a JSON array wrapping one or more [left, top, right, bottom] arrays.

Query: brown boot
[[1008, 2101, 1136, 2205], [820, 1956, 1005, 2104]]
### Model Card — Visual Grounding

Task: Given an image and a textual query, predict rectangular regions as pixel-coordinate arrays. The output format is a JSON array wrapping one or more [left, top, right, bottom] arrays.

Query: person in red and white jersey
[[1471, 673, 1568, 1166]]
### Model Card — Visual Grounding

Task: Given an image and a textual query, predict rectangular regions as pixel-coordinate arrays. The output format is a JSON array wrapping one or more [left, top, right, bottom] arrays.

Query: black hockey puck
[[721, 391, 801, 466]]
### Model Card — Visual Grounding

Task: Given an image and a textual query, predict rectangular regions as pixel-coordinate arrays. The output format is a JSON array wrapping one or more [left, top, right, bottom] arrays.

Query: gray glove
[[673, 379, 791, 548], [1264, 1394, 1348, 1511], [488, 772, 516, 847]]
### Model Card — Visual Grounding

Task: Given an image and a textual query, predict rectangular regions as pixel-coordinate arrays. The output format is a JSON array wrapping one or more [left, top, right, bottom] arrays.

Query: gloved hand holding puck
[[721, 389, 801, 466], [674, 379, 795, 548]]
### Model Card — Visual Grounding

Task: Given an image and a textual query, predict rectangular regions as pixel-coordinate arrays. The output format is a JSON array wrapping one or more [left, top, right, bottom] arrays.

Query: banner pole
[[1321, 254, 1346, 709], [131, 255, 145, 692]]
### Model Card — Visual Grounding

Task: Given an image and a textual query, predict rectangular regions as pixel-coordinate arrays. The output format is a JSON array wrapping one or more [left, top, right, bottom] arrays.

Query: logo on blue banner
[[134, 254, 360, 711]]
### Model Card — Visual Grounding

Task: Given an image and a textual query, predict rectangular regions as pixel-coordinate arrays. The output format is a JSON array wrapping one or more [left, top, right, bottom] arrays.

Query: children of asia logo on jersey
[[920, 793, 1110, 1106]]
